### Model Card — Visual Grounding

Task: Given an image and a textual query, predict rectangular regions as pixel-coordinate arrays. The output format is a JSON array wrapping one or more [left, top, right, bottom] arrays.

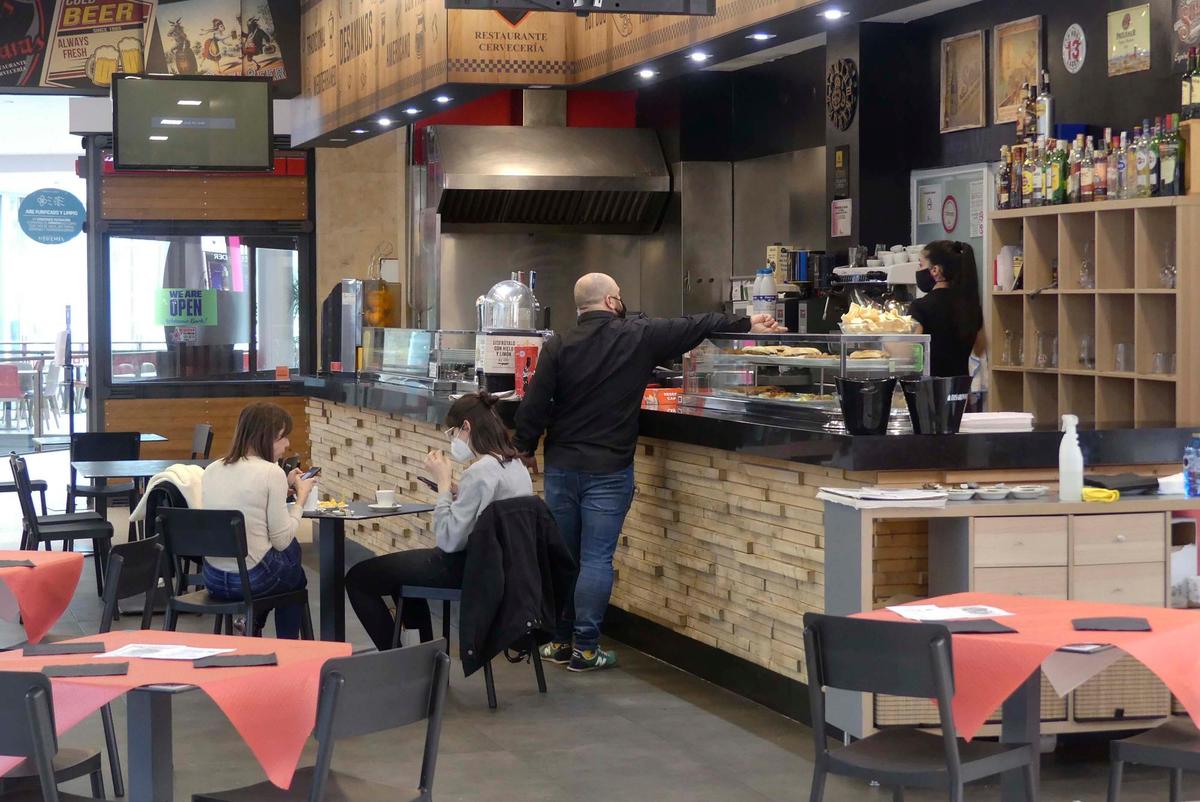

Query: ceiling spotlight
[[404, 107, 420, 115], [435, 95, 452, 104], [330, 138, 348, 142], [637, 68, 657, 79], [351, 129, 367, 134], [529, 84, 552, 89], [747, 32, 776, 41], [148, 135, 169, 141], [688, 51, 710, 63], [377, 117, 392, 126], [821, 8, 846, 19]]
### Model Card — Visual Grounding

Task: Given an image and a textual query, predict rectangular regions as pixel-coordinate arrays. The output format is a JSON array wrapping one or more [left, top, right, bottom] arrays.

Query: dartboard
[[826, 58, 859, 131]]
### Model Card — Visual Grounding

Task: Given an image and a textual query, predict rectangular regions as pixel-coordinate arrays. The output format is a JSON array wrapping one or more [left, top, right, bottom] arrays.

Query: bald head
[[574, 273, 621, 313]]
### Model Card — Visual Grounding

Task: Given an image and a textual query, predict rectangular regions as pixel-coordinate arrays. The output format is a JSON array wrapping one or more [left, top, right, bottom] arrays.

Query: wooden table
[[70, 459, 212, 520], [34, 432, 167, 451], [303, 501, 435, 641]]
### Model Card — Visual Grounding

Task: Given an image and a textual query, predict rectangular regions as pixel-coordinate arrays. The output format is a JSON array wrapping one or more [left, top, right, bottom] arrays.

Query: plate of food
[[840, 302, 917, 334]]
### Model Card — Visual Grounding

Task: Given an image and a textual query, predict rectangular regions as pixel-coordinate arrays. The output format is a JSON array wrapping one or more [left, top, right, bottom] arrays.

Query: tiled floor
[[1, 451, 1191, 801]]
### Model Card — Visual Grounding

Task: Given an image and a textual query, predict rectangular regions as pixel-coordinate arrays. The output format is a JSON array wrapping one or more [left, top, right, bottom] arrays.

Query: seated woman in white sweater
[[346, 391, 532, 650], [202, 402, 316, 638]]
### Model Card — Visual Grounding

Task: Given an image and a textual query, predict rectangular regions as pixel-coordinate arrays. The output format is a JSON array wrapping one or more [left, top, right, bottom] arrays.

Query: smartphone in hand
[[417, 476, 438, 493], [300, 466, 322, 479]]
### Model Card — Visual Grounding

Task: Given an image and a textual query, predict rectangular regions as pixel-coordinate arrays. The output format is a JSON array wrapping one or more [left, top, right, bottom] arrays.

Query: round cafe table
[[0, 550, 84, 644]]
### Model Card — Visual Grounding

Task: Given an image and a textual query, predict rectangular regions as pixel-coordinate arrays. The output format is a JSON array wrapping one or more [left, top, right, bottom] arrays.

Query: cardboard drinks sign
[[155, 289, 218, 326], [1108, 4, 1151, 77], [0, 0, 52, 86], [18, 188, 85, 244], [42, 0, 154, 90]]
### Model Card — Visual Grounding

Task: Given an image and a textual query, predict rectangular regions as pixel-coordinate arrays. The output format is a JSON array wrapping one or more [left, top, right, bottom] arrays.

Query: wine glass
[[1161, 239, 1177, 289], [1078, 241, 1095, 289]]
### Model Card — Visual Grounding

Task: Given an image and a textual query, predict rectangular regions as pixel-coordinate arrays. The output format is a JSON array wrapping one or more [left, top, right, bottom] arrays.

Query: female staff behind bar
[[910, 240, 985, 377]]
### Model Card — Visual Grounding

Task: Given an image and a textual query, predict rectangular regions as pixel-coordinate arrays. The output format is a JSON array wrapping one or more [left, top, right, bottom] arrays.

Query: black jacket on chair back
[[144, 481, 188, 538], [459, 496, 577, 676]]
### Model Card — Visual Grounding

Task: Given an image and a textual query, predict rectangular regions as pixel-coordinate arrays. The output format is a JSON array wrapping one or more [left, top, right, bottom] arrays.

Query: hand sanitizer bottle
[[1059, 414, 1084, 502]]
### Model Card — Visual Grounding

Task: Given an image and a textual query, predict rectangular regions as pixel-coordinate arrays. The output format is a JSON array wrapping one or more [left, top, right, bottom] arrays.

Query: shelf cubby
[[1137, 380, 1177, 428], [1024, 215, 1058, 290], [1134, 206, 1177, 290], [1095, 209, 1135, 290], [1024, 373, 1059, 427], [991, 370, 1024, 413], [1136, 294, 1177, 378], [1059, 294, 1096, 372], [1060, 375, 1096, 428], [1097, 293, 1136, 375], [1097, 377, 1136, 429], [1025, 293, 1059, 369], [991, 295, 1026, 367]]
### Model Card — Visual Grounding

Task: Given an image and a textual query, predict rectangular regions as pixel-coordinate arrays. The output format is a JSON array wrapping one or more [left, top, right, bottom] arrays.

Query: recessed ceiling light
[[330, 138, 348, 142], [159, 118, 183, 125], [177, 99, 202, 106], [351, 129, 367, 134], [747, 32, 776, 41], [377, 117, 392, 126], [404, 107, 420, 115], [435, 95, 452, 104], [821, 8, 846, 19], [148, 135, 169, 141], [529, 84, 552, 89], [688, 51, 710, 63], [637, 68, 657, 79]]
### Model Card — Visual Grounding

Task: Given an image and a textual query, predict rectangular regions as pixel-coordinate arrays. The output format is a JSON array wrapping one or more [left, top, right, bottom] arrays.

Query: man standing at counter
[[515, 272, 784, 672]]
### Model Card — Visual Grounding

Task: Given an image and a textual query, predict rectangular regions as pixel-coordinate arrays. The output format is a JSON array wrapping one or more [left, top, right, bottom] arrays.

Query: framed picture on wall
[[940, 30, 986, 133], [993, 15, 1042, 124]]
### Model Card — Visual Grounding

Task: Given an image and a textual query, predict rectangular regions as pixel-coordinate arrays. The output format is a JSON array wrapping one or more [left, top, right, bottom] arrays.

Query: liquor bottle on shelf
[[1052, 139, 1069, 205], [1118, 131, 1131, 199], [1095, 131, 1109, 200], [1036, 70, 1053, 140], [1107, 133, 1122, 199], [1041, 139, 1056, 204], [1161, 114, 1184, 196], [1029, 142, 1043, 206], [1185, 47, 1198, 120], [1020, 144, 1036, 208], [997, 145, 1012, 209], [1025, 84, 1039, 143], [1080, 135, 1095, 203], [1191, 52, 1200, 120], [1133, 125, 1149, 198], [1067, 135, 1083, 203], [1012, 144, 1026, 208], [1148, 117, 1162, 196], [1016, 82, 1030, 140]]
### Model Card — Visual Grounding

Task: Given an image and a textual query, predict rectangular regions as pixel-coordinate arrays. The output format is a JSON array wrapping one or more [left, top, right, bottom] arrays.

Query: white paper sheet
[[1041, 647, 1127, 697], [98, 644, 236, 661], [886, 604, 1013, 622]]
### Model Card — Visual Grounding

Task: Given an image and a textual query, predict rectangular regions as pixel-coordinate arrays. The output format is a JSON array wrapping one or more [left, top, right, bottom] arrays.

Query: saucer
[[368, 502, 401, 510]]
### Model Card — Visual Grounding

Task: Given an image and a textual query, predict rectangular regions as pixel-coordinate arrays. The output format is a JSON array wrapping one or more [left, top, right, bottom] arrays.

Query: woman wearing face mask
[[909, 240, 986, 377], [345, 390, 533, 650]]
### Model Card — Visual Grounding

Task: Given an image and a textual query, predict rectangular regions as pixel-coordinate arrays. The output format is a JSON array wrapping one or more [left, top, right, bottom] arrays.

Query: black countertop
[[296, 375, 1192, 473]]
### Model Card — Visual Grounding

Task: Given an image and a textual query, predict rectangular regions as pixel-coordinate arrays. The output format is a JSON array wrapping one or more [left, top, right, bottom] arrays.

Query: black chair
[[9, 454, 113, 596], [158, 507, 314, 639], [193, 639, 450, 802], [803, 613, 1037, 802], [1107, 717, 1200, 802], [0, 671, 105, 802], [390, 586, 545, 710], [66, 431, 140, 517], [190, 424, 214, 460], [0, 477, 47, 516]]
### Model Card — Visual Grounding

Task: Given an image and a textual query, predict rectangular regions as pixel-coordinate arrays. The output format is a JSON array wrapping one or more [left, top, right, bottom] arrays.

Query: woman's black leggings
[[344, 548, 466, 651]]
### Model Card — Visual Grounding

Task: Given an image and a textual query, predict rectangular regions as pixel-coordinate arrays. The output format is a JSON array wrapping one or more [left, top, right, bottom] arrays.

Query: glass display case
[[682, 333, 930, 430], [361, 328, 478, 391]]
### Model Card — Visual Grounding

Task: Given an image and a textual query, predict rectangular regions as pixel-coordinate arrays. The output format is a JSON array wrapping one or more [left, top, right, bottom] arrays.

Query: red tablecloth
[[860, 593, 1200, 740], [0, 551, 84, 644], [0, 630, 352, 788]]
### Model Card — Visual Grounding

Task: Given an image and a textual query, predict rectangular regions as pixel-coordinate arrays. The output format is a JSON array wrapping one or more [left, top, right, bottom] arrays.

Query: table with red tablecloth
[[0, 550, 83, 644], [0, 629, 352, 802]]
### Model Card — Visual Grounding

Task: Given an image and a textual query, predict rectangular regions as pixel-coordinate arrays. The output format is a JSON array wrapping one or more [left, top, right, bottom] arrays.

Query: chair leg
[[92, 539, 110, 597], [442, 600, 452, 642], [808, 765, 826, 802], [165, 606, 178, 631], [89, 766, 104, 799], [301, 603, 314, 641], [892, 787, 904, 802], [66, 490, 75, 513], [1170, 768, 1183, 802], [101, 703, 124, 798], [1107, 759, 1124, 802], [482, 660, 498, 709], [530, 634, 547, 693], [391, 600, 404, 649], [212, 614, 224, 635], [37, 489, 47, 517]]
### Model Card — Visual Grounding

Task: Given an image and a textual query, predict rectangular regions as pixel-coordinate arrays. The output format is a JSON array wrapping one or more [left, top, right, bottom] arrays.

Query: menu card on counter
[[817, 487, 948, 510]]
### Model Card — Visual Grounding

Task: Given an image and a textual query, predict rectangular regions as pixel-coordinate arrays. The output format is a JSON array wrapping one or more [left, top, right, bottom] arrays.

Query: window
[[107, 234, 301, 381]]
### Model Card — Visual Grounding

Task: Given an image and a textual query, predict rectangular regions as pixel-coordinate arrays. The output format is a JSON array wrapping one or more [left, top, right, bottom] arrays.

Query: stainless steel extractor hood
[[424, 123, 672, 234]]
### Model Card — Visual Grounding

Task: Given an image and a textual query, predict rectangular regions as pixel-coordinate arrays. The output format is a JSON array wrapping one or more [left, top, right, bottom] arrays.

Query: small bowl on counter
[[946, 487, 976, 501], [1010, 484, 1049, 500], [975, 485, 1011, 500]]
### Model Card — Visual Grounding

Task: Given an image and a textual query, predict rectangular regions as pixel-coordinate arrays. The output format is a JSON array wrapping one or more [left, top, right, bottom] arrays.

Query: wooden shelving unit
[[987, 197, 1199, 429]]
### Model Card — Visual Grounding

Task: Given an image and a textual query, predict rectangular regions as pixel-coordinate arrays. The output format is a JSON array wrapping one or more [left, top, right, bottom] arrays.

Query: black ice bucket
[[836, 377, 897, 436], [901, 375, 973, 434]]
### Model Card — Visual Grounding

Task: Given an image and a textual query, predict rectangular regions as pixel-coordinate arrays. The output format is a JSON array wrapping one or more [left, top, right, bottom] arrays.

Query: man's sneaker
[[567, 647, 617, 672], [539, 641, 573, 665]]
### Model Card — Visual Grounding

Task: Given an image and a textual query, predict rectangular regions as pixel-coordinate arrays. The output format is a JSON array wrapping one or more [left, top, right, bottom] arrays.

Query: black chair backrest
[[71, 431, 140, 462], [191, 424, 214, 460], [0, 671, 61, 797], [100, 536, 164, 633], [156, 507, 253, 596], [803, 613, 953, 699], [310, 639, 450, 802], [8, 453, 42, 543]]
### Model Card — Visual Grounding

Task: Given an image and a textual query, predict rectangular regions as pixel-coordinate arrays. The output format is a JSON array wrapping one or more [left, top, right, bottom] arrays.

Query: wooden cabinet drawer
[[1073, 514, 1166, 565], [1071, 563, 1165, 606], [973, 517, 1068, 567], [974, 566, 1068, 599]]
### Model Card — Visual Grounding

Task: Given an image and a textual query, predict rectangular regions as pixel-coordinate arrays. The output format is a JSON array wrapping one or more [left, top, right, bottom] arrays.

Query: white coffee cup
[[375, 489, 396, 506], [303, 486, 319, 512]]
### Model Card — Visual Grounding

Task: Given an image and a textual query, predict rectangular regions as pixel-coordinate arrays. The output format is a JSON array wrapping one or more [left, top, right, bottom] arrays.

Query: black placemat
[[193, 653, 278, 668], [1072, 617, 1152, 632], [0, 559, 36, 568], [43, 663, 129, 677], [944, 619, 1018, 634], [23, 642, 106, 656]]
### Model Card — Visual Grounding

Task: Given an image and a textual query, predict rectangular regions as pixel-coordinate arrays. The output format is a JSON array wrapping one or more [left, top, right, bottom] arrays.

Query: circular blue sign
[[18, 189, 85, 245]]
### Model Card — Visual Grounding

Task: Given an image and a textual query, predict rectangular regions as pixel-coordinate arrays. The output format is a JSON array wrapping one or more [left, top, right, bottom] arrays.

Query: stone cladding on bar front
[[307, 399, 929, 682]]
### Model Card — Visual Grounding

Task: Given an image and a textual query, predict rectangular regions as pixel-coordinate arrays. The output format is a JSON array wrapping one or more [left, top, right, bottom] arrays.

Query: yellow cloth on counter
[[1082, 487, 1120, 503]]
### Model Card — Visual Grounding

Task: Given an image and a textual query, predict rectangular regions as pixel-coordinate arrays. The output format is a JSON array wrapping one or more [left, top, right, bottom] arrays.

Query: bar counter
[[296, 374, 1196, 723]]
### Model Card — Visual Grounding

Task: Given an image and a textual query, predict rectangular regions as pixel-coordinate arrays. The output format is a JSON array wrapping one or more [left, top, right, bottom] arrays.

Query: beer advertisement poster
[[42, 0, 154, 90], [1174, 0, 1200, 65], [144, 0, 299, 95], [0, 0, 53, 87]]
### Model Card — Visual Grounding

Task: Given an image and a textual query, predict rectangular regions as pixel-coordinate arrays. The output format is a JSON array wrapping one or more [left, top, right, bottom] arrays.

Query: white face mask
[[450, 436, 474, 464]]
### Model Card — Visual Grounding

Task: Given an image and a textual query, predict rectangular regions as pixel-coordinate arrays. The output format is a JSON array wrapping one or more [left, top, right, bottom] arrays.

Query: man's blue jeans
[[544, 464, 635, 652]]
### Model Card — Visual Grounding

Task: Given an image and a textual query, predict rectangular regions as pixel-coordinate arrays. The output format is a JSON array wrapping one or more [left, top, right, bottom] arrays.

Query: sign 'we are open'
[[155, 289, 218, 326]]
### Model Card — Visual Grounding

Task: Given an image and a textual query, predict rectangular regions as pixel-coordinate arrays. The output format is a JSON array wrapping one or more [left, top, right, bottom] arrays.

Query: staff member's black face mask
[[915, 269, 937, 294], [611, 296, 627, 318]]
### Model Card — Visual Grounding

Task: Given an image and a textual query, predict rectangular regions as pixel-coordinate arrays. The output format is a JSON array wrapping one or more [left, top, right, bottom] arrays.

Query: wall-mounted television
[[112, 75, 273, 171]]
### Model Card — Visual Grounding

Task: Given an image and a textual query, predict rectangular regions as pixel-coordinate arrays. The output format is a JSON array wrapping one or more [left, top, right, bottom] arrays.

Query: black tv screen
[[112, 75, 273, 171]]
